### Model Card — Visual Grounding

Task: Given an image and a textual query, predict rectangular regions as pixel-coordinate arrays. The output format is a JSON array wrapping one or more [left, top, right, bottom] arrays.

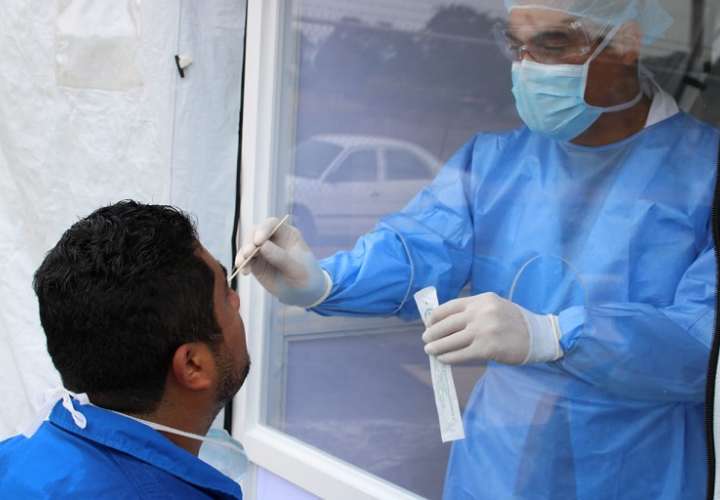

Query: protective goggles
[[493, 19, 608, 64]]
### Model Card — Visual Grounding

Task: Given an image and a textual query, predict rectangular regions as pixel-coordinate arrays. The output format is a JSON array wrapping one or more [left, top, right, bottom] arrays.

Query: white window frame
[[234, 1, 427, 499]]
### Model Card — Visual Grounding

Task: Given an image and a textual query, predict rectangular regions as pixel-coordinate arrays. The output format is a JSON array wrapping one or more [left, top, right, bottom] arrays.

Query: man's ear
[[170, 343, 215, 391]]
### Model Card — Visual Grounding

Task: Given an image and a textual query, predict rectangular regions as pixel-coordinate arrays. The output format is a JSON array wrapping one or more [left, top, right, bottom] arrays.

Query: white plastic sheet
[[0, 0, 244, 439], [56, 0, 143, 90]]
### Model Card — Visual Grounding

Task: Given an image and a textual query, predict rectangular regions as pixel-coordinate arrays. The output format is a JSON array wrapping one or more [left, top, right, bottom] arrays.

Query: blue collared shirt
[[0, 399, 242, 499]]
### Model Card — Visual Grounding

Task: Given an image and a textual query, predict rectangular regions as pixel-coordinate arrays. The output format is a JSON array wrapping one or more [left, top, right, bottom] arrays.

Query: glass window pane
[[325, 150, 377, 183], [294, 139, 343, 178], [385, 149, 433, 180], [261, 1, 720, 498]]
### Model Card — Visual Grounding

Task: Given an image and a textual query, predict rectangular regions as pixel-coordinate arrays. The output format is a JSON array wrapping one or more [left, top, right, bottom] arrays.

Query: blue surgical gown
[[0, 399, 242, 499], [313, 112, 718, 499]]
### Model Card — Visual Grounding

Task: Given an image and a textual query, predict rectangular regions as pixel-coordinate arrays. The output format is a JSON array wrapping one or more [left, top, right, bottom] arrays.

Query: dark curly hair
[[33, 200, 222, 413]]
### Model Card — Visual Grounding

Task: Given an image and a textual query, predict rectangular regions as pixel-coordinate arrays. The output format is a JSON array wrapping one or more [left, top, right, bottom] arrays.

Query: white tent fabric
[[0, 0, 245, 439]]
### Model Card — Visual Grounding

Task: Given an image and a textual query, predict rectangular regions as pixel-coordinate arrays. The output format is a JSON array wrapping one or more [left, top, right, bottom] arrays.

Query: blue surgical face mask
[[198, 427, 248, 485], [511, 23, 643, 141]]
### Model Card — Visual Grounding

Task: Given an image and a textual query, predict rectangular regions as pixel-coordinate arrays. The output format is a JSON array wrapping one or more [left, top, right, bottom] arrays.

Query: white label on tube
[[414, 287, 465, 442]]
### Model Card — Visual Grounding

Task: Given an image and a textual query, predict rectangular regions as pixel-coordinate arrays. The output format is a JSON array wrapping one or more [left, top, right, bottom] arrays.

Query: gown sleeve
[[556, 230, 716, 403], [311, 137, 478, 320]]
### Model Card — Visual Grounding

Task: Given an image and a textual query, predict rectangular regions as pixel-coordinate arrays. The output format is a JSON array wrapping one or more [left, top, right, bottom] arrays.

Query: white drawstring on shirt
[[21, 388, 89, 438], [21, 388, 242, 454]]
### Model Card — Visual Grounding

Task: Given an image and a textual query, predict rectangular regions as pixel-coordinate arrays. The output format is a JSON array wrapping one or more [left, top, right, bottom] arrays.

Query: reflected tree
[[309, 6, 509, 110], [421, 5, 509, 111], [297, 4, 519, 159]]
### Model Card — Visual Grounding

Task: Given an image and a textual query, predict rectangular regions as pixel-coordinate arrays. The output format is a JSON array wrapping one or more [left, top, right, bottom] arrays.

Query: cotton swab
[[227, 215, 290, 284]]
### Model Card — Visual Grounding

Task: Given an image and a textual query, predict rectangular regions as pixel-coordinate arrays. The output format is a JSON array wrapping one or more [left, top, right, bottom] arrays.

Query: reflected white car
[[289, 135, 441, 241]]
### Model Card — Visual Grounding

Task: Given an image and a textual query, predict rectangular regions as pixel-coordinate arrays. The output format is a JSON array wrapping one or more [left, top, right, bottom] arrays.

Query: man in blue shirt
[[0, 201, 249, 499]]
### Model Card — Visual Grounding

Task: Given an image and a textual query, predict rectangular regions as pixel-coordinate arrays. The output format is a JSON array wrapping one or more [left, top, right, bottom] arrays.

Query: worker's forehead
[[507, 8, 578, 37]]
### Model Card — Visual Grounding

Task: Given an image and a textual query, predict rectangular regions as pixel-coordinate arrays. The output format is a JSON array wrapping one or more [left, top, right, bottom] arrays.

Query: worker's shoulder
[[664, 111, 719, 146], [467, 126, 526, 151], [663, 113, 720, 179], [678, 110, 719, 131], [433, 127, 528, 176], [450, 127, 531, 166], [0, 422, 141, 498]]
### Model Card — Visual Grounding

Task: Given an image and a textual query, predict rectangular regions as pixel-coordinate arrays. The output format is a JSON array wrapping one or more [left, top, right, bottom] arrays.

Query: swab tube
[[414, 286, 465, 443]]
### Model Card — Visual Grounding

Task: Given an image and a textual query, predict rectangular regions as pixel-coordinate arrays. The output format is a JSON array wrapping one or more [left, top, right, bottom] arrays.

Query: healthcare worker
[[241, 1, 718, 498]]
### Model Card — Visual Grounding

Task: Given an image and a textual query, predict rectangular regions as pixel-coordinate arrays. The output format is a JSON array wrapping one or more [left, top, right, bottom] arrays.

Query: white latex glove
[[422, 293, 563, 365], [239, 217, 332, 308]]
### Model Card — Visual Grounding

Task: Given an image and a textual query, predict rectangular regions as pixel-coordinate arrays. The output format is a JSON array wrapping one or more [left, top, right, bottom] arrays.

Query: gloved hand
[[239, 217, 332, 308], [422, 293, 563, 365]]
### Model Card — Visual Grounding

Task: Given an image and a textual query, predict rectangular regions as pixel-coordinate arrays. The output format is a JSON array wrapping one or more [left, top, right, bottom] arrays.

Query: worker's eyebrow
[[506, 16, 578, 42], [504, 29, 522, 44]]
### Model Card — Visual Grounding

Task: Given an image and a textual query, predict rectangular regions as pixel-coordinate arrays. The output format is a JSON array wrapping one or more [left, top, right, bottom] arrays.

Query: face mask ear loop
[[581, 21, 644, 112], [109, 410, 244, 453], [581, 22, 623, 92]]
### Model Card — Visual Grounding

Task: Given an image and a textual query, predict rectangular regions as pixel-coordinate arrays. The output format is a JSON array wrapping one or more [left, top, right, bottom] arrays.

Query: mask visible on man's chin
[[199, 427, 248, 485]]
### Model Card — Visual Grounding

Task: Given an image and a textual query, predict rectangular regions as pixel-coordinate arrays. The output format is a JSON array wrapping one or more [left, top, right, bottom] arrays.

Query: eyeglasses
[[493, 21, 604, 64]]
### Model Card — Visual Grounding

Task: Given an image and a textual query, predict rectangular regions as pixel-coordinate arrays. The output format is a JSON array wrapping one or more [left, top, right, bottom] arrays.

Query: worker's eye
[[535, 30, 572, 44], [537, 45, 567, 54]]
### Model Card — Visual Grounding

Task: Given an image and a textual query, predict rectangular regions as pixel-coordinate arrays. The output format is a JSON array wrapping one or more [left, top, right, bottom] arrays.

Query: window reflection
[[385, 149, 435, 181], [325, 149, 377, 183], [265, 1, 719, 499], [294, 139, 343, 179], [291, 135, 441, 250]]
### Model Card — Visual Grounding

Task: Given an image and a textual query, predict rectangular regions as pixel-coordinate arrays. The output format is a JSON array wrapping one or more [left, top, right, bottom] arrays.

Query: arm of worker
[[424, 232, 715, 403], [241, 137, 479, 317], [553, 233, 714, 403], [312, 138, 477, 319], [239, 219, 332, 308], [423, 293, 562, 365]]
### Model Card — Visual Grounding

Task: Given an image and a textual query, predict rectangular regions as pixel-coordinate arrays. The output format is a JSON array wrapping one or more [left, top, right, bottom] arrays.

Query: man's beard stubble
[[214, 347, 250, 409]]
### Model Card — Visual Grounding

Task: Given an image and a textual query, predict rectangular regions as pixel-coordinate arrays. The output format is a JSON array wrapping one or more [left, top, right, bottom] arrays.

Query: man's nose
[[517, 47, 536, 62]]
